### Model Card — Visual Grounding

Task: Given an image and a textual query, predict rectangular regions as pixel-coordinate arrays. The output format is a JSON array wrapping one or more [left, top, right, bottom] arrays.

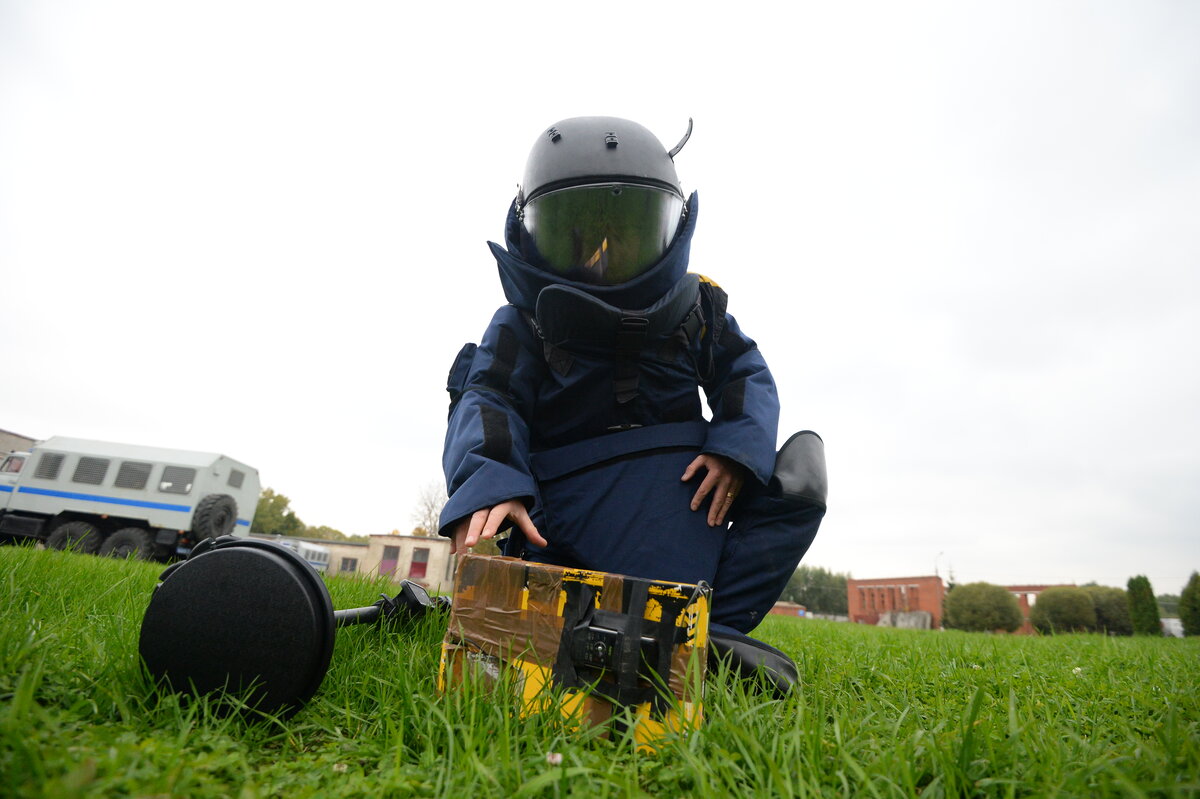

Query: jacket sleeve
[[438, 305, 546, 536], [700, 306, 780, 486]]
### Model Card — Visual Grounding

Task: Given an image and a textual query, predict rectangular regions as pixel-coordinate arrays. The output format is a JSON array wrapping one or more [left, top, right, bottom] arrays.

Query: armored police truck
[[0, 437, 260, 561]]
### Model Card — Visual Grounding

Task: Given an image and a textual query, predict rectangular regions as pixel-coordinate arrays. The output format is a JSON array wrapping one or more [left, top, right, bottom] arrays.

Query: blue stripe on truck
[[0, 485, 13, 493], [13, 486, 191, 514]]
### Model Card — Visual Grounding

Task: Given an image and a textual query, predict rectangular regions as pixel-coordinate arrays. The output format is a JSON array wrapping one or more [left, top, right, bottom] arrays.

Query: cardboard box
[[438, 554, 711, 749]]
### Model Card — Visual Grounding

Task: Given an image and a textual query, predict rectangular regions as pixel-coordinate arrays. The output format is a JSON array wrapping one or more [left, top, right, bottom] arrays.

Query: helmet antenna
[[668, 118, 694, 160]]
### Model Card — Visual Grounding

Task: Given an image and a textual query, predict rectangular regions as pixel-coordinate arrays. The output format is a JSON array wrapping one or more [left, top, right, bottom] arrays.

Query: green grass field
[[1, 546, 1197, 798]]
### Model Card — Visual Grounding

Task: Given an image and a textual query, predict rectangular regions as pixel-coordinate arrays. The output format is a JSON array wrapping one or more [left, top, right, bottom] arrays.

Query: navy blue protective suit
[[440, 194, 823, 633]]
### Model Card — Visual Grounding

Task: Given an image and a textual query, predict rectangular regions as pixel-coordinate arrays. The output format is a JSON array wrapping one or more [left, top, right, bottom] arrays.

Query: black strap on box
[[552, 577, 689, 715]]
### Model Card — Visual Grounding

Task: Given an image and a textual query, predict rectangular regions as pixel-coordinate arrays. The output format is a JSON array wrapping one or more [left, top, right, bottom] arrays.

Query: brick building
[[769, 601, 808, 618], [848, 575, 946, 629], [1, 428, 37, 456]]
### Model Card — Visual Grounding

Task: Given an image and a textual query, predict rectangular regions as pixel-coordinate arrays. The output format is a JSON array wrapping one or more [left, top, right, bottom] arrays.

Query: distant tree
[[779, 565, 849, 614], [410, 481, 448, 538], [470, 537, 502, 556], [1179, 572, 1200, 637], [942, 582, 1022, 633], [250, 487, 369, 542], [1030, 587, 1097, 634], [1156, 593, 1180, 618], [1083, 585, 1132, 636], [252, 488, 305, 537], [305, 524, 367, 544], [1127, 575, 1162, 636]]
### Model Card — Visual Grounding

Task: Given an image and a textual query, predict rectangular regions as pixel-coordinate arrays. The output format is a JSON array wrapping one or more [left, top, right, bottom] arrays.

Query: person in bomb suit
[[438, 116, 826, 693]]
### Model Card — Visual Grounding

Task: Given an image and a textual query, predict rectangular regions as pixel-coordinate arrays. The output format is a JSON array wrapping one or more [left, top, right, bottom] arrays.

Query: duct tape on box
[[438, 554, 711, 749]]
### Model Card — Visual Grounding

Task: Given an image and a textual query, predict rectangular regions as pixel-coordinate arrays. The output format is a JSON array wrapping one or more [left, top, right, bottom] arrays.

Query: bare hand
[[451, 500, 547, 555], [681, 453, 746, 527]]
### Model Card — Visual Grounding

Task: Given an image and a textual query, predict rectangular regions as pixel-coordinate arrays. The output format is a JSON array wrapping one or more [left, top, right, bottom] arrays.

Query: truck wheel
[[100, 527, 154, 559], [46, 521, 102, 554], [192, 494, 238, 540]]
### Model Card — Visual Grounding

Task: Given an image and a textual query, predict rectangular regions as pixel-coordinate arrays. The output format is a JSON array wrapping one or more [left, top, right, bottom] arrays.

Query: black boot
[[707, 623, 799, 699]]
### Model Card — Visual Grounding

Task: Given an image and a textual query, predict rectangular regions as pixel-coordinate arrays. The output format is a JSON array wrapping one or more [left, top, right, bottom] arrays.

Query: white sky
[[2, 1, 1197, 595]]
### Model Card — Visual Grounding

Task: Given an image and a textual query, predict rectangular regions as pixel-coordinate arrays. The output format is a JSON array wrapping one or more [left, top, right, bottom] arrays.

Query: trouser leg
[[709, 500, 824, 633], [519, 448, 726, 586], [710, 431, 827, 633]]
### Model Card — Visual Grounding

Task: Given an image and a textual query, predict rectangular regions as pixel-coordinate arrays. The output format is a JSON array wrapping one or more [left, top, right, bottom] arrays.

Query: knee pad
[[773, 430, 827, 508]]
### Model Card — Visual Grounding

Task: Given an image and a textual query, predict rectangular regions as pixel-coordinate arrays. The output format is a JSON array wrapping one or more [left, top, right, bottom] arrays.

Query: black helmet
[[517, 116, 691, 285]]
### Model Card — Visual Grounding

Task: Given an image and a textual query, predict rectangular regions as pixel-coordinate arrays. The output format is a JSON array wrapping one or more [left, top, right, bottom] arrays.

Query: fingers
[[709, 479, 732, 526], [489, 501, 547, 548], [451, 513, 475, 555], [684, 453, 746, 526], [690, 468, 719, 513], [456, 508, 490, 554], [455, 501, 547, 554], [710, 472, 744, 527], [706, 470, 731, 526], [511, 504, 548, 548], [681, 455, 706, 483], [483, 504, 511, 541]]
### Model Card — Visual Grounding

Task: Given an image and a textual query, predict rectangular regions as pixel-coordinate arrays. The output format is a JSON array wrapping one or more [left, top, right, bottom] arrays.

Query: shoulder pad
[[697, 279, 728, 344]]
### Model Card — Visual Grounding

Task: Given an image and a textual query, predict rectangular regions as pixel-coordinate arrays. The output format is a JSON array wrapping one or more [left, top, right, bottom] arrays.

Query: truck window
[[158, 466, 196, 495], [228, 469, 245, 489], [1, 455, 24, 474], [114, 461, 153, 490], [72, 457, 110, 486], [34, 452, 65, 480]]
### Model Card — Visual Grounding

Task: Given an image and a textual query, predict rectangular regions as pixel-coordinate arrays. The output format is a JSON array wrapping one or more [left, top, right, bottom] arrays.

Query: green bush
[[1084, 585, 1132, 636], [1127, 575, 1162, 636], [943, 582, 1023, 633], [1031, 586, 1097, 634], [1180, 571, 1200, 637]]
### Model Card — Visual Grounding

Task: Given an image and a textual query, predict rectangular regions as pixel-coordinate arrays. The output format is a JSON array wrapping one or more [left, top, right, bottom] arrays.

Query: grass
[[1, 545, 1197, 798]]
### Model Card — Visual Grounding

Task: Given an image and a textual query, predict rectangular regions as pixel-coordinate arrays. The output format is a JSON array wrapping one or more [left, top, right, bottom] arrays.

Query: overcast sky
[[2, 1, 1197, 596]]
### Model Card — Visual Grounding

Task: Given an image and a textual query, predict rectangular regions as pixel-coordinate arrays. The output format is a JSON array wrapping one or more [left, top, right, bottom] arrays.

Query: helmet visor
[[521, 184, 684, 285]]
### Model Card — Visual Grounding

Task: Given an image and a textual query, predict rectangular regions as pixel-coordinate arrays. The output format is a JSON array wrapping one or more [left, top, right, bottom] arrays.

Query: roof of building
[[369, 533, 451, 545], [848, 575, 944, 584]]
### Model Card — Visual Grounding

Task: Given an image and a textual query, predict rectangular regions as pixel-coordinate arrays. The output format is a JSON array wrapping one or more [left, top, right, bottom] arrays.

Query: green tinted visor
[[520, 184, 685, 285]]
